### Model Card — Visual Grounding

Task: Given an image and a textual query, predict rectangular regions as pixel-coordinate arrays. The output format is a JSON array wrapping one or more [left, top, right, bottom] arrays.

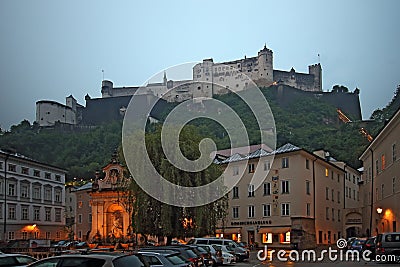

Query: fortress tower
[[255, 44, 274, 86], [309, 63, 322, 91]]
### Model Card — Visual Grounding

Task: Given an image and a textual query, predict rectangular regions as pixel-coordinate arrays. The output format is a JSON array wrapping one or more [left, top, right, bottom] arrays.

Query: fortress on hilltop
[[36, 45, 361, 127]]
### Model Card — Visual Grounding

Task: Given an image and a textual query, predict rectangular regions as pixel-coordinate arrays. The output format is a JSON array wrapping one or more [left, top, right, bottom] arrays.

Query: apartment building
[[74, 183, 92, 241], [0, 149, 66, 242], [359, 108, 399, 236], [216, 143, 361, 249]]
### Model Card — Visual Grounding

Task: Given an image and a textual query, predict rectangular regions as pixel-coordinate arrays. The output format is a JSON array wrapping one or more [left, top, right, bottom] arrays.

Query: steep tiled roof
[[217, 143, 301, 164]]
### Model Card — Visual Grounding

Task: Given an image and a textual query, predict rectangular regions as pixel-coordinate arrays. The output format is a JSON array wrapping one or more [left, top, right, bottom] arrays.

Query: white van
[[187, 238, 249, 261]]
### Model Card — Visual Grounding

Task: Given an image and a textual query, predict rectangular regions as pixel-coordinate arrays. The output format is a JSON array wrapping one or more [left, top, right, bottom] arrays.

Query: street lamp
[[376, 207, 383, 215], [376, 207, 384, 234]]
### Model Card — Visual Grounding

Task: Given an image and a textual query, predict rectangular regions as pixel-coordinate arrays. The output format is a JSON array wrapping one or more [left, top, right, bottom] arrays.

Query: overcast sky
[[0, 0, 399, 130]]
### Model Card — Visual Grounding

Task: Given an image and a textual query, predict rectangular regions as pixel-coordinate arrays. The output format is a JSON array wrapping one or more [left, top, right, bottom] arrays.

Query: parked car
[[187, 238, 249, 261], [375, 232, 400, 262], [0, 254, 37, 267], [346, 237, 357, 250], [237, 242, 248, 249], [196, 245, 223, 266], [140, 246, 204, 267], [348, 238, 367, 252], [138, 251, 193, 267], [362, 236, 376, 257], [211, 245, 236, 265], [186, 245, 213, 266], [27, 253, 148, 267]]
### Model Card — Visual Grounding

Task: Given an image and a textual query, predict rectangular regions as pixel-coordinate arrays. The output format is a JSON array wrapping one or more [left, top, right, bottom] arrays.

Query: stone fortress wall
[[36, 45, 360, 127]]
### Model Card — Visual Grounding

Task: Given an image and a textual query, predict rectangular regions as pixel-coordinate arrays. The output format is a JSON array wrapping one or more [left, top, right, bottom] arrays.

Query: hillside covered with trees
[[1, 85, 399, 180]]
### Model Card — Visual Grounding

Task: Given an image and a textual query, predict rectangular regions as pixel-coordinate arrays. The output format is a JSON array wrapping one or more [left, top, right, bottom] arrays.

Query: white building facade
[[0, 149, 67, 241]]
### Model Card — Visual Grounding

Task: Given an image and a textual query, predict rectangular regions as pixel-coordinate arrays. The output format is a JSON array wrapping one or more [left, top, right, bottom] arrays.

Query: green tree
[[126, 125, 228, 244]]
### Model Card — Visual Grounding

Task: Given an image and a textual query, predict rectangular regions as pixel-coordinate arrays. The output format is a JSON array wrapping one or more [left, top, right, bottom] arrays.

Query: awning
[[215, 227, 242, 234], [258, 227, 291, 234]]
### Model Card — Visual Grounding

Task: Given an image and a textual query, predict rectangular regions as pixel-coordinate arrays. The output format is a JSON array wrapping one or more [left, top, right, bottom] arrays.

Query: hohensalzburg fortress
[[36, 45, 323, 126], [101, 45, 322, 102]]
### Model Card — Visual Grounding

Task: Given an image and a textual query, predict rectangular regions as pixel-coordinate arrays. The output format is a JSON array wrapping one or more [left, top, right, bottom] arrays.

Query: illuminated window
[[231, 233, 238, 241], [285, 232, 291, 243], [262, 233, 273, 244], [325, 168, 329, 177], [381, 154, 386, 170], [280, 232, 290, 244]]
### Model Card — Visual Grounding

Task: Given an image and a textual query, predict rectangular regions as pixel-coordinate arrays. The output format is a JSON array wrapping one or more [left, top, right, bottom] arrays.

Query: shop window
[[262, 233, 273, 244]]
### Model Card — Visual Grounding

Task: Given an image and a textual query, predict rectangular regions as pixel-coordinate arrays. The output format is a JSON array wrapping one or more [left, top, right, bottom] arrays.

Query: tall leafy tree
[[126, 125, 228, 244]]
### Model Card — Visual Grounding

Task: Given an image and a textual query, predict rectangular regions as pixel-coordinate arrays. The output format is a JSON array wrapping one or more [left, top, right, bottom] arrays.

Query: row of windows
[[376, 177, 397, 200], [7, 230, 62, 241], [325, 187, 341, 203], [366, 143, 397, 180], [0, 181, 63, 202], [232, 180, 291, 198], [232, 203, 291, 218], [245, 158, 339, 178], [0, 204, 62, 222], [77, 213, 92, 224], [325, 207, 341, 222], [0, 162, 62, 181], [345, 186, 359, 201], [345, 172, 360, 184]]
